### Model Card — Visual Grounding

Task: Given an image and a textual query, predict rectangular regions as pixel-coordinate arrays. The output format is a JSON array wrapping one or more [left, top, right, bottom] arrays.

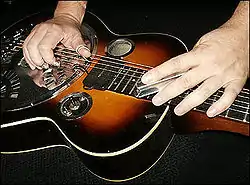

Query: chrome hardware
[[134, 73, 184, 98], [105, 38, 135, 57], [57, 92, 93, 120]]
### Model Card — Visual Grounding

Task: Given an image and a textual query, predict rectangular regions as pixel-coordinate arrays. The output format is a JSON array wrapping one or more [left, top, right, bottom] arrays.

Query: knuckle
[[190, 93, 205, 107], [182, 100, 194, 111], [229, 88, 239, 97], [38, 44, 49, 51], [153, 67, 164, 78], [195, 94, 207, 106], [41, 22, 50, 28], [200, 86, 212, 99], [217, 99, 230, 112], [50, 23, 63, 32], [171, 57, 182, 71], [27, 43, 35, 51], [30, 24, 40, 32], [181, 76, 192, 89], [150, 65, 170, 80]]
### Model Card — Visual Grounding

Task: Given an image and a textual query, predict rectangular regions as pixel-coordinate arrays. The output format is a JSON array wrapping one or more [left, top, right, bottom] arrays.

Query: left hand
[[141, 25, 249, 117]]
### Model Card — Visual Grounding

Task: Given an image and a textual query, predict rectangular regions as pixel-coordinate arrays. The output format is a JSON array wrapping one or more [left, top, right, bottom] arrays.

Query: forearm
[[54, 1, 88, 24]]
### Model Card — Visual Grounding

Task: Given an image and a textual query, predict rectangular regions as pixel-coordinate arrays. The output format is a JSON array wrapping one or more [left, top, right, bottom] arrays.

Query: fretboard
[[83, 56, 146, 95], [170, 87, 249, 123]]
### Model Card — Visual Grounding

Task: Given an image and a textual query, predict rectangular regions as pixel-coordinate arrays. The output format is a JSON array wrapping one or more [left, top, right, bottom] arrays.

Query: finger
[[206, 81, 244, 117], [27, 70, 46, 88], [141, 51, 198, 84], [26, 26, 48, 67], [152, 67, 207, 106], [23, 47, 36, 70], [23, 29, 38, 70], [173, 76, 223, 116], [70, 34, 91, 57], [38, 31, 63, 66]]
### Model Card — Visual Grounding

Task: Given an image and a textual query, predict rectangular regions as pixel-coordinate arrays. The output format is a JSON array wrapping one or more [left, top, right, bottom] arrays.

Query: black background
[[1, 0, 249, 184]]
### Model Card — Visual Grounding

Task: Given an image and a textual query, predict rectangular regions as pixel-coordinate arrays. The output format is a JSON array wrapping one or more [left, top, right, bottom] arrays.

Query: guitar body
[[1, 10, 249, 182], [0, 10, 187, 181]]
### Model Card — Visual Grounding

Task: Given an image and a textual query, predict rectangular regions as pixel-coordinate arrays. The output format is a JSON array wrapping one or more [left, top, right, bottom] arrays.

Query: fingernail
[[152, 96, 164, 106], [29, 64, 36, 70], [174, 106, 184, 116], [141, 72, 153, 84], [42, 63, 49, 69], [79, 49, 91, 58], [53, 61, 60, 67], [207, 108, 217, 117]]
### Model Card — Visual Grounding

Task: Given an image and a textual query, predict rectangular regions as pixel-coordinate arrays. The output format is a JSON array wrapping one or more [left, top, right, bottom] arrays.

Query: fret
[[227, 108, 246, 122], [97, 64, 106, 78], [238, 89, 250, 96], [108, 65, 134, 92], [237, 93, 249, 99], [82, 56, 124, 90], [196, 98, 214, 113], [129, 70, 146, 95], [220, 113, 248, 123], [114, 66, 131, 91], [108, 65, 143, 94], [225, 108, 230, 118], [107, 65, 124, 90], [235, 95, 249, 105], [194, 101, 247, 123], [243, 104, 249, 122], [230, 103, 248, 113], [121, 68, 137, 93], [196, 90, 220, 112], [213, 90, 249, 106], [212, 90, 220, 104]]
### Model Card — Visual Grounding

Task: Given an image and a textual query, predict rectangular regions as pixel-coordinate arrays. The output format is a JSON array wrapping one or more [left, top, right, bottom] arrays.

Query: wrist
[[222, 2, 249, 31], [54, 1, 87, 24]]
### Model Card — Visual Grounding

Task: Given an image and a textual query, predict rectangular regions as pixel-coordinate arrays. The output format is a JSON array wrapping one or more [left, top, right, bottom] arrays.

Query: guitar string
[[15, 42, 250, 94], [14, 41, 250, 94], [58, 58, 250, 117], [174, 93, 249, 119], [38, 59, 250, 120], [59, 55, 250, 102], [14, 40, 250, 97], [56, 48, 250, 95], [13, 45, 250, 101], [14, 44, 250, 97], [15, 45, 148, 76], [53, 46, 250, 96], [171, 88, 249, 113], [55, 52, 145, 75], [6, 46, 250, 120], [15, 42, 250, 97], [54, 61, 250, 119], [17, 40, 153, 69], [60, 52, 250, 99]]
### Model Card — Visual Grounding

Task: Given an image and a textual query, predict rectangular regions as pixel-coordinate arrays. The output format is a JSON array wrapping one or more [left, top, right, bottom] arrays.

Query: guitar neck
[[169, 87, 250, 124], [81, 54, 249, 125]]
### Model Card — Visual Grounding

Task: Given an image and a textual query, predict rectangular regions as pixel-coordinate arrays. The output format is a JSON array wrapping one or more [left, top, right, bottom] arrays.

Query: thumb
[[71, 35, 91, 58]]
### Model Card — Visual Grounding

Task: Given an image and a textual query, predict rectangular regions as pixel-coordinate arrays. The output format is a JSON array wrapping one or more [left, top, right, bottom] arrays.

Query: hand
[[27, 69, 46, 88], [141, 25, 249, 117], [23, 15, 91, 70]]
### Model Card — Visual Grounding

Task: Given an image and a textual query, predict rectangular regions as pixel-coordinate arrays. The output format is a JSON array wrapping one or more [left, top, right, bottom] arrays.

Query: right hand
[[23, 15, 91, 70]]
